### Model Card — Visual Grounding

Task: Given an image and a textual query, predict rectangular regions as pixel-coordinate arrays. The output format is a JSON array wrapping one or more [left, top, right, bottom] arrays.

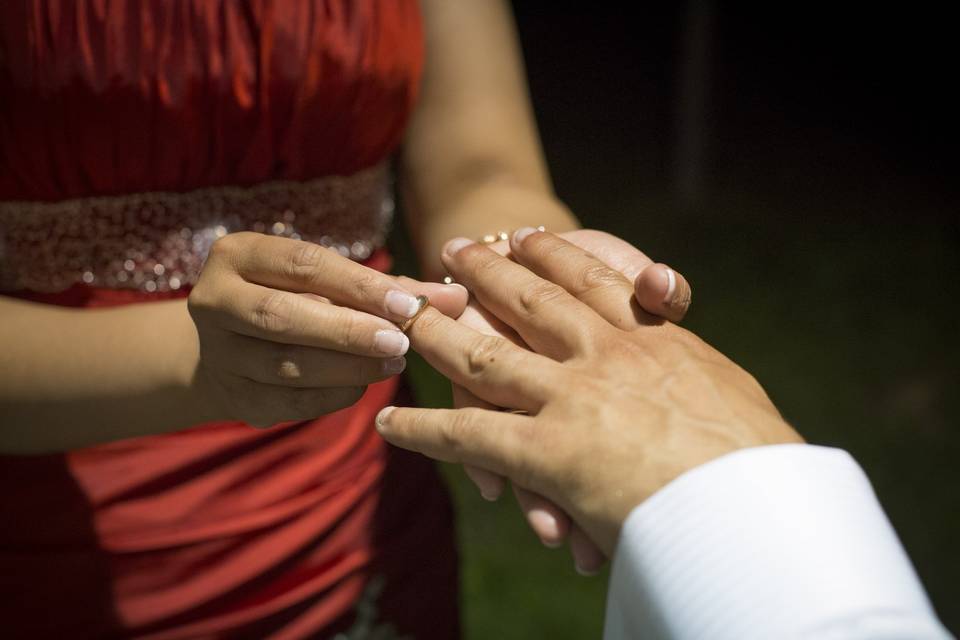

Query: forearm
[[401, 0, 579, 279], [405, 180, 579, 280], [0, 297, 209, 453]]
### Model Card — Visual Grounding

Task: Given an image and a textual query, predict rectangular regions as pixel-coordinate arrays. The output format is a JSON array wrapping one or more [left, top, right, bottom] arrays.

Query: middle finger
[[441, 239, 610, 361]]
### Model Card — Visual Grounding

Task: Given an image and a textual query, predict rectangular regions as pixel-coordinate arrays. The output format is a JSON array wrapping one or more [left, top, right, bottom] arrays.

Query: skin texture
[[375, 231, 802, 557], [453, 229, 692, 573]]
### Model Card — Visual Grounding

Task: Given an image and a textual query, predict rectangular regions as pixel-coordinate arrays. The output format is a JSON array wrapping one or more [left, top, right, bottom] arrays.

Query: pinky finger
[[635, 263, 692, 323], [513, 485, 571, 548], [569, 524, 607, 576], [464, 465, 506, 502]]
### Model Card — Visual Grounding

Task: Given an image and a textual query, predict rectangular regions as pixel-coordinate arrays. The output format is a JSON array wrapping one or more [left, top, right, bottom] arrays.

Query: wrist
[[419, 184, 580, 279], [163, 300, 221, 425]]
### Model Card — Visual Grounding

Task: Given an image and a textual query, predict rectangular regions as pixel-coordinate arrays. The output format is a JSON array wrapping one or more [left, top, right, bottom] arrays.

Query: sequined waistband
[[0, 164, 393, 293]]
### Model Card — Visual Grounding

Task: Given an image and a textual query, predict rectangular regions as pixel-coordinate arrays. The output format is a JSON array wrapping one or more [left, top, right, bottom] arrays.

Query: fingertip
[[528, 508, 567, 547], [375, 406, 396, 434], [511, 226, 539, 248], [635, 263, 690, 321], [570, 527, 606, 576], [464, 465, 506, 501], [442, 237, 475, 259]]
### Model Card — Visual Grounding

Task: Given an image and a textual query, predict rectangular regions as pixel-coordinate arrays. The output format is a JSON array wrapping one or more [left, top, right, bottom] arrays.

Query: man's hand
[[378, 230, 800, 555], [450, 229, 691, 573]]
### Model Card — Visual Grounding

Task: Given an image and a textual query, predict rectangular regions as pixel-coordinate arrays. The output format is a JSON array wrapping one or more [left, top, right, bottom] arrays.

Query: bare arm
[[0, 297, 205, 453], [402, 0, 579, 279], [0, 235, 468, 454]]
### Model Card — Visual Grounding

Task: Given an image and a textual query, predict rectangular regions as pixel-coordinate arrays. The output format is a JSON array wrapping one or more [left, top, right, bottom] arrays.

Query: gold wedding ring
[[398, 295, 430, 333]]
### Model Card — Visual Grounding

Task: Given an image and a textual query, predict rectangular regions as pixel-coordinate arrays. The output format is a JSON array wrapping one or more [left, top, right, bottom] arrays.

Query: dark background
[[398, 4, 959, 637]]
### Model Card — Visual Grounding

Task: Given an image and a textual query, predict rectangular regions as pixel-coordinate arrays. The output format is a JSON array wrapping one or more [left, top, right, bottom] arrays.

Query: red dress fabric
[[0, 2, 458, 638]]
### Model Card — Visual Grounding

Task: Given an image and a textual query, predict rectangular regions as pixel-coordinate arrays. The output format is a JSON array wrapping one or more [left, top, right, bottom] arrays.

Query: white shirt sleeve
[[604, 444, 953, 640]]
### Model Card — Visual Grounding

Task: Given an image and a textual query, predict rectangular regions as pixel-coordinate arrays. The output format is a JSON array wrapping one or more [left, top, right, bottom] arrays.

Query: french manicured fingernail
[[385, 290, 421, 318], [374, 329, 409, 356], [662, 266, 691, 310], [528, 510, 563, 546], [575, 562, 601, 577], [475, 478, 503, 502], [512, 227, 538, 245], [443, 237, 474, 257], [382, 356, 407, 375], [375, 406, 396, 433], [662, 267, 677, 304]]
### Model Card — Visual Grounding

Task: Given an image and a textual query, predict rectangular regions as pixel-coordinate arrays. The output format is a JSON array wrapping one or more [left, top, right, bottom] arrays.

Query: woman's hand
[[376, 230, 800, 556], [454, 229, 692, 572], [185, 232, 467, 427]]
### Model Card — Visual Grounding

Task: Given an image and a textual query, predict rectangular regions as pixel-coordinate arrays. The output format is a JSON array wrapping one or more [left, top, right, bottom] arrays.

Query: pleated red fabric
[[0, 3, 459, 638]]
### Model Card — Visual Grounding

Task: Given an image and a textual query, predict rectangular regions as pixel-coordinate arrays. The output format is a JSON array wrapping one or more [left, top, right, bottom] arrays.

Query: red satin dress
[[0, 3, 458, 638]]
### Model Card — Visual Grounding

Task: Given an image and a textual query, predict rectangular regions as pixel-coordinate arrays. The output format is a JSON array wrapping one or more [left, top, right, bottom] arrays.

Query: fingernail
[[375, 406, 396, 433], [528, 509, 562, 542], [512, 227, 538, 245], [575, 562, 601, 577], [662, 267, 677, 304], [374, 329, 409, 356], [385, 290, 421, 318], [443, 237, 474, 257], [480, 488, 500, 502], [661, 266, 691, 311], [382, 356, 407, 375]]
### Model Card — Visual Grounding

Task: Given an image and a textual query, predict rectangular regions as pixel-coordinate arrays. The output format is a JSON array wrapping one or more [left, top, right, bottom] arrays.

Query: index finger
[[213, 232, 427, 323], [508, 229, 653, 330], [376, 406, 540, 490], [441, 239, 611, 361], [406, 305, 559, 412]]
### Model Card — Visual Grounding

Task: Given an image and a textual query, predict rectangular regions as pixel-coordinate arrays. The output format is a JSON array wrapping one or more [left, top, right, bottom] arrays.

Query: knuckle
[[291, 240, 325, 269], [251, 291, 295, 335], [350, 271, 380, 300], [332, 312, 369, 351], [438, 410, 479, 459], [208, 233, 240, 261], [466, 335, 509, 375], [282, 241, 327, 283], [518, 281, 567, 315], [576, 263, 626, 294]]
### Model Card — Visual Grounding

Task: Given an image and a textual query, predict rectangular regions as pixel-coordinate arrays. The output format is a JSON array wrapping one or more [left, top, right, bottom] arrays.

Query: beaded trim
[[0, 163, 393, 293]]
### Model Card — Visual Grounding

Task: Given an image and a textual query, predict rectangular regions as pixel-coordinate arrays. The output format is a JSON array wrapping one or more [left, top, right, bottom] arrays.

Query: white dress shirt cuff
[[604, 444, 952, 639]]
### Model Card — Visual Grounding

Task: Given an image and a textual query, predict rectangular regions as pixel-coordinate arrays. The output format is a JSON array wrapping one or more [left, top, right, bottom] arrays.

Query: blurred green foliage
[[390, 185, 959, 637]]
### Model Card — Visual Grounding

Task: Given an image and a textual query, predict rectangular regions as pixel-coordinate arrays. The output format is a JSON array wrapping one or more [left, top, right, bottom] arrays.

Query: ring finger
[[206, 332, 406, 388]]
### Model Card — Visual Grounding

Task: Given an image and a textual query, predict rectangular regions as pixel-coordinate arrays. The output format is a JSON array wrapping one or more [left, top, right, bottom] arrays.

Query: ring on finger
[[398, 295, 431, 333]]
